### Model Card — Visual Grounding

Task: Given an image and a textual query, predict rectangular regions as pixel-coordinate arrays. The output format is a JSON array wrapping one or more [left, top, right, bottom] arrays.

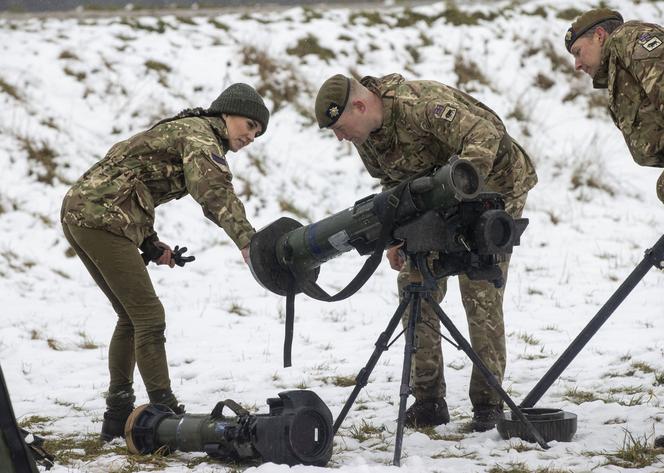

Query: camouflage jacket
[[356, 74, 537, 199], [61, 116, 254, 249], [594, 21, 664, 167]]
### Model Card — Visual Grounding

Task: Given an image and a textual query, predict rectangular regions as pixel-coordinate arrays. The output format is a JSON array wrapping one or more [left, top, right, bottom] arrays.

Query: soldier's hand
[[241, 245, 250, 266], [154, 241, 175, 268], [172, 246, 195, 267], [386, 242, 406, 271]]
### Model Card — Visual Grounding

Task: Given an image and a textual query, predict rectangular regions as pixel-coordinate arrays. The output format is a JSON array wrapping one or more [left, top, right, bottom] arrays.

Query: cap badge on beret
[[565, 30, 572, 42], [326, 103, 340, 119]]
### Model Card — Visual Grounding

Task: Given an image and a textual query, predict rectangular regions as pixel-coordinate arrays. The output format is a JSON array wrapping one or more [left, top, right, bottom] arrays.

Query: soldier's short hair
[[578, 18, 624, 42]]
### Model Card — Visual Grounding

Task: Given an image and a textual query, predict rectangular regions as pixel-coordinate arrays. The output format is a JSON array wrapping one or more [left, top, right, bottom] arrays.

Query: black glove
[[172, 245, 195, 267], [140, 239, 164, 265], [140, 241, 195, 267]]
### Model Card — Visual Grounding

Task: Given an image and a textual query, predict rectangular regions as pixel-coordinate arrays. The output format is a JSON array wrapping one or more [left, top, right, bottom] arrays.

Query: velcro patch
[[638, 32, 653, 43], [642, 36, 662, 52], [211, 152, 228, 168], [434, 105, 457, 122]]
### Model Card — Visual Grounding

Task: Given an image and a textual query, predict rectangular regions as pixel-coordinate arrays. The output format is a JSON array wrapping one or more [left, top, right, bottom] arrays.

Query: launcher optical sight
[[250, 157, 527, 293]]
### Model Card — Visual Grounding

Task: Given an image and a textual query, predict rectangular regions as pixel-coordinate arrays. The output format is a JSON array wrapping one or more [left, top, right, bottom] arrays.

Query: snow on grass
[[1, 1, 663, 472]]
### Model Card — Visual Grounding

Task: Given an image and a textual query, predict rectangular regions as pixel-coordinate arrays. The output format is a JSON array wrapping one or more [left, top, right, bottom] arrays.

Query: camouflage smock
[[593, 21, 664, 167], [356, 74, 538, 198], [61, 116, 254, 249]]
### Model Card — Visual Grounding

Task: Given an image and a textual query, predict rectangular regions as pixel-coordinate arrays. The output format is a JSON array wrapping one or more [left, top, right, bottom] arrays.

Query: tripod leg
[[393, 288, 421, 466], [520, 233, 664, 408], [423, 294, 550, 449], [333, 292, 413, 434]]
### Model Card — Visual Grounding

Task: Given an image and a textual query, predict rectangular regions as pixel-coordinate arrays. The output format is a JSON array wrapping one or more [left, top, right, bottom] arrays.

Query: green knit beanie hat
[[209, 83, 270, 135]]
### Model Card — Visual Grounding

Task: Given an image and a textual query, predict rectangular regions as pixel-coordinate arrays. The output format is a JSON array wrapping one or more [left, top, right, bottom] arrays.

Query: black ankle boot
[[404, 398, 450, 428], [148, 388, 185, 414], [100, 408, 132, 442], [101, 386, 135, 442], [471, 405, 503, 432]]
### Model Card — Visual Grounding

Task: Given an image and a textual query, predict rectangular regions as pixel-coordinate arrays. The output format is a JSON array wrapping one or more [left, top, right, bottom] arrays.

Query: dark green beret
[[315, 74, 351, 129], [565, 8, 623, 52]]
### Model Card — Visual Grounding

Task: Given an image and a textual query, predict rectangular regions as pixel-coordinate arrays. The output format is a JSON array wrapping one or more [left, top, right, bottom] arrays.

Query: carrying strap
[[282, 180, 409, 367], [210, 398, 250, 419], [284, 279, 296, 368]]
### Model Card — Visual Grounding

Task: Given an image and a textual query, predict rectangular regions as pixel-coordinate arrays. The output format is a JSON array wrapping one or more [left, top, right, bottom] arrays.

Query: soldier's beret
[[565, 8, 623, 52], [315, 74, 351, 129]]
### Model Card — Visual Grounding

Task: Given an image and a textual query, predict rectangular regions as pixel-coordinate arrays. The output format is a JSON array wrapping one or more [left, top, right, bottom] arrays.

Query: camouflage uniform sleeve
[[182, 140, 255, 249], [609, 28, 664, 161], [626, 35, 664, 118], [419, 101, 503, 180], [357, 146, 399, 190], [622, 33, 664, 113]]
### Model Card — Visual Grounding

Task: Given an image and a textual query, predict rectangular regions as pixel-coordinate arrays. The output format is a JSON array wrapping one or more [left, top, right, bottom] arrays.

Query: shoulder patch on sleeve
[[433, 104, 457, 122], [637, 31, 662, 52], [638, 32, 653, 43], [210, 152, 228, 169], [642, 36, 662, 52]]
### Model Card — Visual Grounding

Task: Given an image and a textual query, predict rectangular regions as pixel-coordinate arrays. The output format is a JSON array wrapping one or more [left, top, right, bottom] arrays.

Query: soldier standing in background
[[315, 73, 537, 431], [566, 5, 664, 450], [60, 83, 269, 441], [566, 8, 664, 203]]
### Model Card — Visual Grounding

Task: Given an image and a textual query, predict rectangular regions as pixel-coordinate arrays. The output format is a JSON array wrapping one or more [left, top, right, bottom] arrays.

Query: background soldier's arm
[[182, 142, 255, 249], [625, 31, 664, 109], [630, 42, 664, 152], [611, 30, 664, 159]]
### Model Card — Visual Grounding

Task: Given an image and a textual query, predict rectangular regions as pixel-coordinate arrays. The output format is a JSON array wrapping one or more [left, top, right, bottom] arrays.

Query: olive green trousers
[[62, 224, 173, 408]]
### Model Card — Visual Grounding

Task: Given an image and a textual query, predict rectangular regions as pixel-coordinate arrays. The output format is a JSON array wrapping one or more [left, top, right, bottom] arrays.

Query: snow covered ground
[[1, 1, 663, 471]]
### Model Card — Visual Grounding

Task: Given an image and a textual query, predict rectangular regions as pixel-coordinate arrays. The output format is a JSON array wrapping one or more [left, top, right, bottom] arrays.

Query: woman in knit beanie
[[60, 83, 269, 441]]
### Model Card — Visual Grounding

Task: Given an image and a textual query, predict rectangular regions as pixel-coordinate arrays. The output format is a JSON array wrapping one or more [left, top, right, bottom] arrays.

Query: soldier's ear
[[595, 27, 609, 44], [352, 99, 367, 114]]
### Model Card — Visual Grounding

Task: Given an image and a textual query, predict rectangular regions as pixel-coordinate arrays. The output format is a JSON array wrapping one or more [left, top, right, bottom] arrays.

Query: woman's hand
[[154, 241, 175, 268], [386, 242, 406, 271], [241, 245, 250, 265]]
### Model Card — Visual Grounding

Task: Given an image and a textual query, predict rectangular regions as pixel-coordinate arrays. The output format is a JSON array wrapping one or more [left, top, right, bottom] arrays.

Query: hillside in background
[[1, 1, 664, 472]]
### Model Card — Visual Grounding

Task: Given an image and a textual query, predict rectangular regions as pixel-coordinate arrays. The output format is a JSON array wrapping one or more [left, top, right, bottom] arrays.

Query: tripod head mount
[[395, 192, 527, 288]]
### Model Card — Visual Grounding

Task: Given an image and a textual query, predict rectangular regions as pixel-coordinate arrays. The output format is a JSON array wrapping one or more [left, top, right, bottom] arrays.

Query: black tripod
[[332, 252, 549, 466]]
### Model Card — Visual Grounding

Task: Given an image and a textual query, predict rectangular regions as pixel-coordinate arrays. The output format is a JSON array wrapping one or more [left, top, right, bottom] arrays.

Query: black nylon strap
[[210, 399, 250, 419], [0, 366, 37, 473], [284, 278, 296, 368], [299, 180, 409, 302], [281, 181, 409, 367]]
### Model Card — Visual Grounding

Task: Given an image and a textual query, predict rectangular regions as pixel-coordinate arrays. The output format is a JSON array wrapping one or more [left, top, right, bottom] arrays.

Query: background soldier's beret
[[565, 8, 623, 52], [209, 83, 270, 136], [315, 74, 351, 129]]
